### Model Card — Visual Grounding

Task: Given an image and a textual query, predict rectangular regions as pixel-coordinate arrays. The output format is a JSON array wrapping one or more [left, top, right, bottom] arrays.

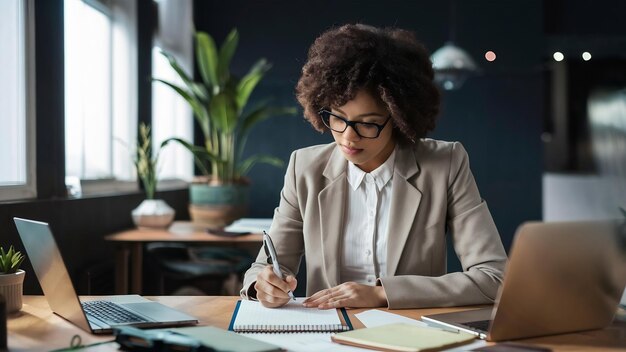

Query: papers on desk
[[168, 326, 282, 352], [229, 303, 482, 352], [355, 309, 430, 328], [241, 332, 368, 352], [353, 309, 487, 352], [225, 218, 273, 233], [232, 298, 362, 351]]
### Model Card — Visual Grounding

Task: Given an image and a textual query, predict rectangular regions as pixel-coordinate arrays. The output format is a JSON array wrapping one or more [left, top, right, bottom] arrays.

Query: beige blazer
[[241, 139, 507, 309]]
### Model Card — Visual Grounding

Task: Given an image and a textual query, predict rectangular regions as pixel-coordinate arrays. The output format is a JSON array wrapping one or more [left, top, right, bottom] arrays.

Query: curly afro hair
[[296, 24, 440, 145]]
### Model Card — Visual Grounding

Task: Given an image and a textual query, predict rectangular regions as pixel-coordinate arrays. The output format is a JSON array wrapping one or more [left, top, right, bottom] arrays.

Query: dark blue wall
[[194, 0, 544, 263]]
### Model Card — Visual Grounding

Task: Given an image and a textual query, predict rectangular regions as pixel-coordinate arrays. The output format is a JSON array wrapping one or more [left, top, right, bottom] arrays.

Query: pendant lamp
[[430, 1, 479, 90]]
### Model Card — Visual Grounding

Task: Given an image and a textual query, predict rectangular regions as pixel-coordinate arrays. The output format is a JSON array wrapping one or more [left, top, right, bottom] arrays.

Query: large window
[[151, 0, 194, 182], [0, 0, 35, 201], [152, 47, 193, 182], [64, 0, 137, 193]]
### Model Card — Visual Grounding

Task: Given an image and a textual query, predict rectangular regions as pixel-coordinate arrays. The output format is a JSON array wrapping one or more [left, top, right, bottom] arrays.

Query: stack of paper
[[224, 218, 273, 233]]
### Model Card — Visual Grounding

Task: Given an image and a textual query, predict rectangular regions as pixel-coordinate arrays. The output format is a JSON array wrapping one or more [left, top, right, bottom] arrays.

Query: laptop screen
[[13, 217, 92, 332]]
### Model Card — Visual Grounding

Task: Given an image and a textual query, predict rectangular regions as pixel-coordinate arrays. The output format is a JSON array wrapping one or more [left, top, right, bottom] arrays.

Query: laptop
[[13, 217, 199, 334], [422, 220, 626, 341]]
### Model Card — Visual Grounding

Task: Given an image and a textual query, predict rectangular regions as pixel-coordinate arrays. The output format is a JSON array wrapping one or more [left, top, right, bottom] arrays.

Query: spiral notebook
[[228, 298, 353, 333]]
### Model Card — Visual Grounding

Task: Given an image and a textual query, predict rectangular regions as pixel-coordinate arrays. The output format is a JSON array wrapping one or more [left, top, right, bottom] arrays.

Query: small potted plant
[[0, 245, 26, 313], [154, 29, 297, 228], [131, 122, 175, 229]]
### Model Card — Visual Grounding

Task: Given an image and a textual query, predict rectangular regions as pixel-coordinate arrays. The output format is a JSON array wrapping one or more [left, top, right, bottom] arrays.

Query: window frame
[[0, 0, 37, 202], [63, 0, 142, 196]]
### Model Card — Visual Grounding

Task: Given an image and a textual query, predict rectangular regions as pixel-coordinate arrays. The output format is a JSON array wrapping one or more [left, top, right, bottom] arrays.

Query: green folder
[[331, 323, 476, 352]]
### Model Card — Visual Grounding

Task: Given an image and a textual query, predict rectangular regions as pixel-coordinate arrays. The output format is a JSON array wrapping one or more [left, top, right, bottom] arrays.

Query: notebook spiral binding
[[234, 324, 351, 333]]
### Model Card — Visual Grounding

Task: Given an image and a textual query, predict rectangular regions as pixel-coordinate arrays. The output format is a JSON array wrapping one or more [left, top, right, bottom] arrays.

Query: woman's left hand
[[302, 282, 388, 309]]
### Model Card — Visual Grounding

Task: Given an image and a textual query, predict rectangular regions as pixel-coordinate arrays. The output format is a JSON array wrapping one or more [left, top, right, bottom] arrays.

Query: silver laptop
[[14, 217, 198, 334], [422, 220, 626, 341]]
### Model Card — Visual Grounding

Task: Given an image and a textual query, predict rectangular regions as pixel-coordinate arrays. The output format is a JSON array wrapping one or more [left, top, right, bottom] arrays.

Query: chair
[[146, 243, 253, 295]]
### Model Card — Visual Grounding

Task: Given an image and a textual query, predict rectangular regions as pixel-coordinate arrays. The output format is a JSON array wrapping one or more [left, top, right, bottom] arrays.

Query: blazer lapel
[[386, 144, 422, 276], [318, 146, 347, 288]]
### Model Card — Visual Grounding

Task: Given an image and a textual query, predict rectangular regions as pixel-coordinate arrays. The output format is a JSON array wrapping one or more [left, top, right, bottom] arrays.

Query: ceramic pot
[[132, 199, 175, 229], [0, 270, 25, 313], [188, 179, 248, 228]]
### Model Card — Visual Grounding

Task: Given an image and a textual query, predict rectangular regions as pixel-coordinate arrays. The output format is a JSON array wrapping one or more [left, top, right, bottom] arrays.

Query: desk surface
[[104, 221, 264, 243], [7, 296, 626, 351]]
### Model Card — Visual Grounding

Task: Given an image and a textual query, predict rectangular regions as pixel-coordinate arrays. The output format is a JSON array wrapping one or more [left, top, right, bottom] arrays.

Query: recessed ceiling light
[[553, 52, 564, 62], [485, 51, 496, 62]]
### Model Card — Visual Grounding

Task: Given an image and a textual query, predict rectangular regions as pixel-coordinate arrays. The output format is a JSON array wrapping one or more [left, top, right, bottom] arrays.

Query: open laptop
[[422, 220, 626, 341], [14, 217, 198, 334]]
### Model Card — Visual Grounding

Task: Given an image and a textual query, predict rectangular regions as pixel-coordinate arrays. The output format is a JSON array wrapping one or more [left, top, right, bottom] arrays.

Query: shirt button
[[365, 249, 372, 256]]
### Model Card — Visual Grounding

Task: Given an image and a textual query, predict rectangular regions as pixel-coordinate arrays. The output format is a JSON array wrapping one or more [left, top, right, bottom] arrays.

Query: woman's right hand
[[254, 265, 298, 308]]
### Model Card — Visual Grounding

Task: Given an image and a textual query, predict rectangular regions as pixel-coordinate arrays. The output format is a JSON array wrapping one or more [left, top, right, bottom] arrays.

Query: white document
[[241, 332, 370, 352], [225, 218, 272, 233], [443, 339, 488, 351], [354, 309, 430, 328]]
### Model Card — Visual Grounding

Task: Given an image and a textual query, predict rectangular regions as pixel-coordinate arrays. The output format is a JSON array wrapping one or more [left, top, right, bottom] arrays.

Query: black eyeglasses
[[318, 109, 391, 139]]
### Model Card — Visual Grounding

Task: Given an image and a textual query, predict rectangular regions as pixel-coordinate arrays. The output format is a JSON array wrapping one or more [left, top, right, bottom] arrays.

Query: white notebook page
[[233, 298, 342, 328]]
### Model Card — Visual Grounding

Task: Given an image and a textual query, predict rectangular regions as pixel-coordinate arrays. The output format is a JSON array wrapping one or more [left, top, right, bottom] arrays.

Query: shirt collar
[[347, 147, 396, 191]]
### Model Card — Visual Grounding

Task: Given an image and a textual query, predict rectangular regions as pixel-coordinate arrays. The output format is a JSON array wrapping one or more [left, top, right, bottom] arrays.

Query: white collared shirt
[[340, 148, 395, 285]]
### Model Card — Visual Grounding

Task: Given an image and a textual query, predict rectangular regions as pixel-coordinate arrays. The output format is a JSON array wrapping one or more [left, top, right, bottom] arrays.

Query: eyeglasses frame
[[318, 109, 392, 139]]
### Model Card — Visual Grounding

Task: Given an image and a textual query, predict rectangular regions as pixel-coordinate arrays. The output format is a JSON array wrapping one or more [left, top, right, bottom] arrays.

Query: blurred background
[[1, 0, 625, 296]]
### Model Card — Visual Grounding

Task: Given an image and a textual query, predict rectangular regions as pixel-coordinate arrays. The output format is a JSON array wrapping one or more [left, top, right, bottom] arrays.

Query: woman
[[240, 24, 507, 309]]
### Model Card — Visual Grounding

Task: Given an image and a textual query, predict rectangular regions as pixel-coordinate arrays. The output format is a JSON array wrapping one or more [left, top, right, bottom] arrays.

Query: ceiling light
[[553, 52, 564, 62], [431, 43, 478, 90]]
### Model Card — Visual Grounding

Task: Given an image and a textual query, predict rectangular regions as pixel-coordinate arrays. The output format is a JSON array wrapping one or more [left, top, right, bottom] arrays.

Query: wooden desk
[[104, 222, 263, 294], [8, 296, 626, 351]]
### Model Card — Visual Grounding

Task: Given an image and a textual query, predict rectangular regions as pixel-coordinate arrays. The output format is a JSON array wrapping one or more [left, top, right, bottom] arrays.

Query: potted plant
[[131, 122, 175, 229], [154, 29, 296, 228], [0, 245, 26, 313]]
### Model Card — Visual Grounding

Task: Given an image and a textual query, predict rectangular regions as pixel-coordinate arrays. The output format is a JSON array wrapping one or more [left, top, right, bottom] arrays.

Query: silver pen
[[263, 231, 296, 300]]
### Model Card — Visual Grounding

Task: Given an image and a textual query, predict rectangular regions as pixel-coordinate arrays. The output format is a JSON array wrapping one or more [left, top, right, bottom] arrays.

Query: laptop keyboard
[[464, 319, 491, 332], [82, 300, 148, 324]]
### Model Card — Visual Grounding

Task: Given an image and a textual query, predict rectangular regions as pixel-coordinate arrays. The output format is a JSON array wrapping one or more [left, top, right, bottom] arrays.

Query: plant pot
[[0, 270, 25, 313], [132, 199, 176, 229], [189, 181, 249, 228]]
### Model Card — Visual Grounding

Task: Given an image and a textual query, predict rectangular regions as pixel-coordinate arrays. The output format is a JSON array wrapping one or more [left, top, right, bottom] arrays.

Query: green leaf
[[0, 245, 24, 273], [217, 29, 239, 86], [11, 252, 24, 270], [209, 92, 238, 133], [153, 78, 210, 138], [191, 83, 209, 102], [236, 105, 297, 163], [160, 137, 222, 176], [241, 106, 297, 140], [195, 32, 219, 90], [159, 50, 208, 102], [236, 58, 272, 111], [237, 155, 284, 177]]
